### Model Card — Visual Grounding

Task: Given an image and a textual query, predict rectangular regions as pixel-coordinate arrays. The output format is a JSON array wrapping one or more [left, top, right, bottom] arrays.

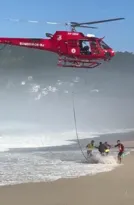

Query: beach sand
[[0, 151, 134, 205]]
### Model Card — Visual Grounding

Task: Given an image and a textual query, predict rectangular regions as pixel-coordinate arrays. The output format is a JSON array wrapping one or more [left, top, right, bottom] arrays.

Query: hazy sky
[[0, 0, 133, 51]]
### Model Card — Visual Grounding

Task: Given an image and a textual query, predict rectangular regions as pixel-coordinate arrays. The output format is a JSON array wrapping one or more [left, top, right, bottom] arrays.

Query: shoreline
[[0, 152, 133, 205], [0, 138, 133, 187]]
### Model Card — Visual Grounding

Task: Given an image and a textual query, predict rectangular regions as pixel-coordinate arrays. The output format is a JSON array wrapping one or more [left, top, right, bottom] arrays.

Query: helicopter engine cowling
[[87, 34, 95, 37]]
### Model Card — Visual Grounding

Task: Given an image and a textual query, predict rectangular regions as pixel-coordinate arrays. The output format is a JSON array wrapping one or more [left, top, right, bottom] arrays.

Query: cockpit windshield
[[100, 40, 110, 49]]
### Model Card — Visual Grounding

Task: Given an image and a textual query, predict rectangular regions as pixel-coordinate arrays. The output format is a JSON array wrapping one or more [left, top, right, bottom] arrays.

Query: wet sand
[[0, 150, 134, 205]]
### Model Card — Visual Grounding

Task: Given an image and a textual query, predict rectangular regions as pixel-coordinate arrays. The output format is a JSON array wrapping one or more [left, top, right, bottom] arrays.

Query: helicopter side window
[[90, 41, 97, 47], [79, 40, 91, 55], [100, 40, 110, 49]]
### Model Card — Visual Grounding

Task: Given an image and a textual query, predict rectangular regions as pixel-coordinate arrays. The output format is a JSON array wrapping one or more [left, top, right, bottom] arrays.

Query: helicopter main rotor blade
[[3, 17, 125, 30], [75, 25, 98, 29], [4, 18, 62, 25], [71, 17, 125, 26]]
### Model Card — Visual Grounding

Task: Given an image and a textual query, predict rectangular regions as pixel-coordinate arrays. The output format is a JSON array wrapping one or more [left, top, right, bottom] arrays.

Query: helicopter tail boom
[[0, 37, 52, 51]]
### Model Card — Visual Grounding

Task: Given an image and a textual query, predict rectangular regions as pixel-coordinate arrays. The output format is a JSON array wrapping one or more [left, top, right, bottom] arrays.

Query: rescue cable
[[71, 91, 89, 162]]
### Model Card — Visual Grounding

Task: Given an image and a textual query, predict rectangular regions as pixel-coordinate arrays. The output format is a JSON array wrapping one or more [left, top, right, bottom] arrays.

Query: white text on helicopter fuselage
[[19, 42, 44, 47], [67, 32, 79, 35]]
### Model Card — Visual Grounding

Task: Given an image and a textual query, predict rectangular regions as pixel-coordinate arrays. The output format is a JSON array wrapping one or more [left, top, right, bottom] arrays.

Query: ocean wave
[[0, 150, 119, 186], [0, 128, 133, 152]]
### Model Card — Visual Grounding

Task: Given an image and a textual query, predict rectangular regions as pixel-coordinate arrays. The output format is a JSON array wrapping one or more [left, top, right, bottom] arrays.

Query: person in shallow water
[[96, 142, 108, 156], [104, 141, 111, 155], [114, 140, 124, 163], [86, 140, 95, 157]]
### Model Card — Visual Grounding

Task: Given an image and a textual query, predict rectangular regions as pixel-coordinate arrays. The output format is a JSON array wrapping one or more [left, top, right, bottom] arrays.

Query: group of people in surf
[[86, 139, 124, 163]]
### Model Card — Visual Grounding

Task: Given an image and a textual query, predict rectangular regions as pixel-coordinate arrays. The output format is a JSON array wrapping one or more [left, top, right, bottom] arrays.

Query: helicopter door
[[79, 40, 91, 55], [67, 40, 78, 55], [90, 41, 101, 55]]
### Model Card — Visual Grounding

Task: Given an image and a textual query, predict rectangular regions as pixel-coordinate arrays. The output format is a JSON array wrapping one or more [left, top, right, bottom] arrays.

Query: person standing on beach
[[114, 140, 124, 163]]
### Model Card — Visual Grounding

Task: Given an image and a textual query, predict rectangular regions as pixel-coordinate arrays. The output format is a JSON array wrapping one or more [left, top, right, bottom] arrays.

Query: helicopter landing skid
[[57, 57, 101, 69]]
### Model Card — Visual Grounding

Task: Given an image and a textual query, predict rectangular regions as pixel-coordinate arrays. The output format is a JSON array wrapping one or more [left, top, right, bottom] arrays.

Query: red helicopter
[[0, 17, 125, 68]]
